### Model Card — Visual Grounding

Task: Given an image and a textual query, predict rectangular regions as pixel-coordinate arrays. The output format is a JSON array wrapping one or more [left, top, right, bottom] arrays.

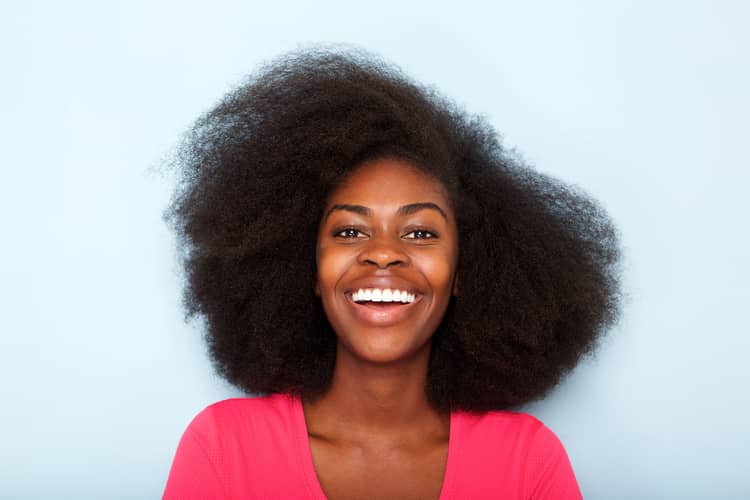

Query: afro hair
[[166, 47, 621, 412]]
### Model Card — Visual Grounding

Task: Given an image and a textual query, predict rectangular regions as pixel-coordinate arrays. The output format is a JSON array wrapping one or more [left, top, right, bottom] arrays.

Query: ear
[[314, 281, 321, 297], [452, 272, 459, 297]]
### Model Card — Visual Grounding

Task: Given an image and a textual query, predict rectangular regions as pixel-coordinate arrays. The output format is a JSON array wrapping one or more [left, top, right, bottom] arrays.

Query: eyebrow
[[324, 202, 448, 221]]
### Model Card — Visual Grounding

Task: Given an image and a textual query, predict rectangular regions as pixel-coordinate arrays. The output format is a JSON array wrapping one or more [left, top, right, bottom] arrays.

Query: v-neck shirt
[[163, 394, 582, 499]]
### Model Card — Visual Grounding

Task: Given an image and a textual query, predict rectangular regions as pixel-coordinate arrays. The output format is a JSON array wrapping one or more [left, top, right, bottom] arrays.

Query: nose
[[359, 236, 409, 269]]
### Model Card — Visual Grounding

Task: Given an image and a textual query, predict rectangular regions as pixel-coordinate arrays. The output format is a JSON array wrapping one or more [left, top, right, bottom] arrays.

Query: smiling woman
[[316, 159, 459, 368], [163, 47, 620, 499]]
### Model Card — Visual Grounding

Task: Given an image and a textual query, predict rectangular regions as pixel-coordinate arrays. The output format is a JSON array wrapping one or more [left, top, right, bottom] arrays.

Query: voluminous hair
[[166, 48, 621, 411]]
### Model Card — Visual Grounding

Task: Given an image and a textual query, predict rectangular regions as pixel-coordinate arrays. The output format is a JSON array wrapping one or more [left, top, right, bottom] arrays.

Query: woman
[[163, 48, 621, 499]]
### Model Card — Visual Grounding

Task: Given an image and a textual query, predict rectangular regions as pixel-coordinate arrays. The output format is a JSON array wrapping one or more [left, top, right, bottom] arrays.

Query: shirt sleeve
[[162, 410, 227, 500], [524, 424, 583, 500]]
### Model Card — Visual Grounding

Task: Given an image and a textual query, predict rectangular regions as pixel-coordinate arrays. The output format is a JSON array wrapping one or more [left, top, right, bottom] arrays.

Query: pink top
[[163, 394, 582, 499]]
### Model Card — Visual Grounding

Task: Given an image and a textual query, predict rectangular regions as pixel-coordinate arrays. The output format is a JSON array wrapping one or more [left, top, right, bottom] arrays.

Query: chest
[[309, 438, 449, 500]]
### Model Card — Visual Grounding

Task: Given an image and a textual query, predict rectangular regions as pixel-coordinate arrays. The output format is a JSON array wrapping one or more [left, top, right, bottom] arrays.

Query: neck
[[302, 341, 448, 447]]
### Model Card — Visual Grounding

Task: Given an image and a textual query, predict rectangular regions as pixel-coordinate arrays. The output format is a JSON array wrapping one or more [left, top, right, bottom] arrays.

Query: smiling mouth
[[344, 287, 423, 325], [351, 288, 416, 304]]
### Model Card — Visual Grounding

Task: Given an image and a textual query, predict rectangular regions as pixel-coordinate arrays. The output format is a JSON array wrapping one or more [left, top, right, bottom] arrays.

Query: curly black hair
[[166, 47, 621, 412]]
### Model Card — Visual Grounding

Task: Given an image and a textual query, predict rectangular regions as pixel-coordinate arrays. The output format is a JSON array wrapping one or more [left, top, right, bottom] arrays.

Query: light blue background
[[1, 1, 748, 498]]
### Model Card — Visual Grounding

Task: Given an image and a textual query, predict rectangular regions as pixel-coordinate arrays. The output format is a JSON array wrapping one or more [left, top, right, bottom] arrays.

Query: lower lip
[[345, 294, 422, 326]]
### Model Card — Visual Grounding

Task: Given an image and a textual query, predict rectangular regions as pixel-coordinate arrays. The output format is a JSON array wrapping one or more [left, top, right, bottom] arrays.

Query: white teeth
[[351, 288, 416, 304]]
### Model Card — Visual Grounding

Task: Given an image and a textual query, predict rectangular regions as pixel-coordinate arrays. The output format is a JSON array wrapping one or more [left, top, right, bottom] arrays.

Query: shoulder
[[194, 393, 294, 423], [455, 409, 549, 446], [164, 393, 311, 498], [458, 409, 544, 430], [457, 409, 572, 464], [184, 393, 296, 443], [449, 410, 581, 499]]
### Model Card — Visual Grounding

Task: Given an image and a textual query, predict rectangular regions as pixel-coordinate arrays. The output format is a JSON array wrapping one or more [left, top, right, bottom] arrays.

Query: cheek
[[315, 246, 349, 294], [416, 251, 458, 296]]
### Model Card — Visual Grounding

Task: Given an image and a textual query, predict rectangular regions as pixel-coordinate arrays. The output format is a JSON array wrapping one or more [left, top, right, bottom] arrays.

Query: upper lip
[[344, 276, 423, 296]]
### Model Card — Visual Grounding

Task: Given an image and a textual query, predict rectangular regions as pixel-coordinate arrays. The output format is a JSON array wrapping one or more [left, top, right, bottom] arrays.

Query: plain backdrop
[[1, 1, 748, 498]]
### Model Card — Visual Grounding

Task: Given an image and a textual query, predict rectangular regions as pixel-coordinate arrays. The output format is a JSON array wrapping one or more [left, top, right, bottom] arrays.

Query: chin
[[338, 332, 432, 366]]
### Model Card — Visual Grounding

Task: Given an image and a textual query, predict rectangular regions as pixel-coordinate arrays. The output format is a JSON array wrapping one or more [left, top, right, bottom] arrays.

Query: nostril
[[362, 257, 406, 268], [359, 242, 409, 268]]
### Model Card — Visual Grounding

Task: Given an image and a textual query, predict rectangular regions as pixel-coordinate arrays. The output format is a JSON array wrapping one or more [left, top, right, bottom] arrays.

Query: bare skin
[[302, 344, 449, 500], [307, 158, 459, 499]]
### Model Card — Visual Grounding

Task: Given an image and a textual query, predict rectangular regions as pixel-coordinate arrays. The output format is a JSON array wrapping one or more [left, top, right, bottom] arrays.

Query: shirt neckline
[[289, 393, 458, 499]]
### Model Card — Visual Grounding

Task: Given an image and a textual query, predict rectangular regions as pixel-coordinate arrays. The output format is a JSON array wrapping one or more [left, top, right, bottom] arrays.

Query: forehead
[[327, 158, 451, 208]]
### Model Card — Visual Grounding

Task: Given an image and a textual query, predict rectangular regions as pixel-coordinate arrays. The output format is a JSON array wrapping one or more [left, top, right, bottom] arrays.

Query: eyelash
[[332, 227, 439, 240], [334, 228, 367, 239], [403, 229, 438, 239]]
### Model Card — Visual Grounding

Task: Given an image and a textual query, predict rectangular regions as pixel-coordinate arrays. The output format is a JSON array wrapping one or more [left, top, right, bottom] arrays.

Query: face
[[316, 157, 459, 365]]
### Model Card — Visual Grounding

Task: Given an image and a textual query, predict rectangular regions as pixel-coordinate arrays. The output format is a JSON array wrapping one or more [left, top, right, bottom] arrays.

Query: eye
[[403, 229, 438, 239], [333, 227, 367, 239]]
